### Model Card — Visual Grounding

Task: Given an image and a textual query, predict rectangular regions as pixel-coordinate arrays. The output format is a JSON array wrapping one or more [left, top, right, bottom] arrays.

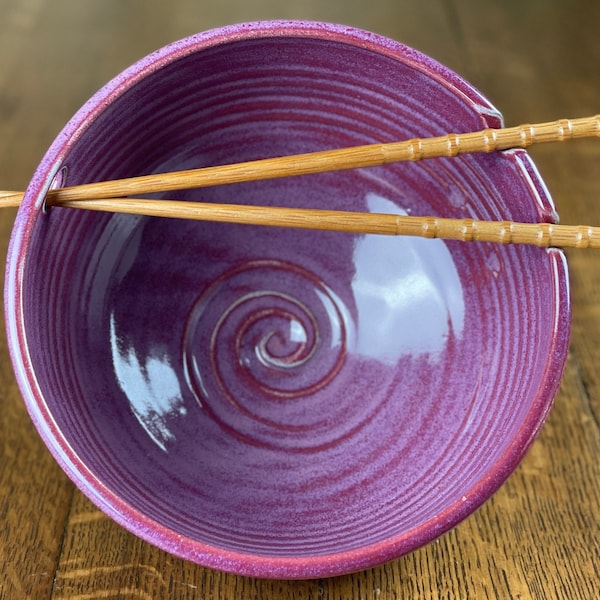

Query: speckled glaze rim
[[4, 21, 571, 579]]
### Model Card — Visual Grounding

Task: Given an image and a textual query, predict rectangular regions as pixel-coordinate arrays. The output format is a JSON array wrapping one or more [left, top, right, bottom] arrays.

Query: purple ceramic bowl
[[5, 21, 570, 579]]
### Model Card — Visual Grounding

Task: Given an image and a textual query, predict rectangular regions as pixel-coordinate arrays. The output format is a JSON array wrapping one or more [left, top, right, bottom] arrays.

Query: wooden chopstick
[[1, 114, 599, 249], [2, 115, 597, 207], [1, 194, 594, 249], [32, 114, 600, 204], [0, 191, 22, 203]]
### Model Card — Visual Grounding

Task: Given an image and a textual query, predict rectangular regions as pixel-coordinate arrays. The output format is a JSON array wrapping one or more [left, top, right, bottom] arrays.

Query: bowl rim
[[4, 20, 571, 579]]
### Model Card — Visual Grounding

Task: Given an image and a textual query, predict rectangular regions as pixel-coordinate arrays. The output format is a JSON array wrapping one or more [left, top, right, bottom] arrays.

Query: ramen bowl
[[5, 21, 570, 579]]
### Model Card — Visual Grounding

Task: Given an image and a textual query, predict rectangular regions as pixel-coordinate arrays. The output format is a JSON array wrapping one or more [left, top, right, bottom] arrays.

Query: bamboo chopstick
[[2, 115, 597, 208], [1, 114, 599, 249], [1, 194, 596, 249], [29, 114, 600, 204], [0, 191, 22, 203]]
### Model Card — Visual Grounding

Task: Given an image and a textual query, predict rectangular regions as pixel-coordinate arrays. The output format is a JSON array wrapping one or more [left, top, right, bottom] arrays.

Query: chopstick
[[25, 114, 600, 204], [1, 194, 597, 249], [0, 114, 599, 249]]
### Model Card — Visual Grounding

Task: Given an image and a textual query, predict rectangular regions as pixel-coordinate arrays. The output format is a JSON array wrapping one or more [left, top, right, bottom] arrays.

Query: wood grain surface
[[0, 1, 598, 598]]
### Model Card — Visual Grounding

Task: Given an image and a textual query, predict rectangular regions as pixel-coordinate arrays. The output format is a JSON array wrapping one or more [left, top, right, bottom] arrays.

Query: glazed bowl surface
[[5, 21, 570, 579]]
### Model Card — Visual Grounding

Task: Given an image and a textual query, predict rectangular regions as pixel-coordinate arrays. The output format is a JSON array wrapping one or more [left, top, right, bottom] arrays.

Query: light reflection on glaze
[[110, 313, 185, 451], [351, 193, 465, 361]]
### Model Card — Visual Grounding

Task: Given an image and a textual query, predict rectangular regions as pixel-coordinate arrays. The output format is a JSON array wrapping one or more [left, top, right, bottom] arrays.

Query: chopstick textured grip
[[412, 217, 600, 248], [384, 115, 600, 162]]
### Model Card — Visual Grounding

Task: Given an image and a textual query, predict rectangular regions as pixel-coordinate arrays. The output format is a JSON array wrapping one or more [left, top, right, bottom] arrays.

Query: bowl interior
[[12, 27, 569, 577]]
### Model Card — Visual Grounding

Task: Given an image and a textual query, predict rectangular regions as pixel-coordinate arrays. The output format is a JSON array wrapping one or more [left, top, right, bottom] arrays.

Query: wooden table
[[1, 1, 598, 598]]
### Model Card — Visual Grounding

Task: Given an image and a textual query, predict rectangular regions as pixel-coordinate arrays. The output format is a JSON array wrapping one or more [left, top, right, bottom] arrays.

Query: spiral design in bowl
[[183, 259, 353, 450]]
